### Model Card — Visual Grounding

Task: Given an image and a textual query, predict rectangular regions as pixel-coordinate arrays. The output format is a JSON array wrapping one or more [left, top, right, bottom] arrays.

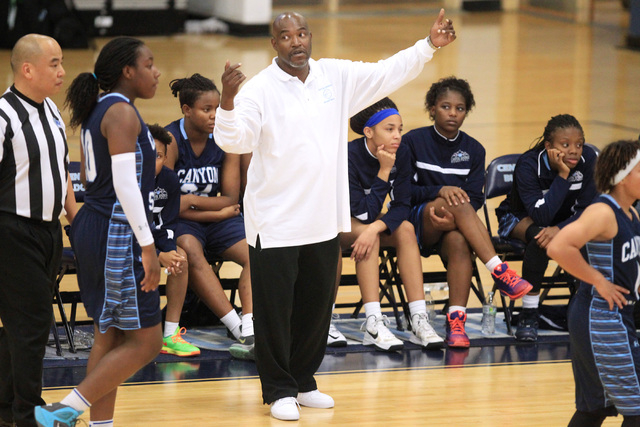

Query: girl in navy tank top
[[548, 139, 640, 426], [35, 37, 162, 427], [164, 74, 255, 359]]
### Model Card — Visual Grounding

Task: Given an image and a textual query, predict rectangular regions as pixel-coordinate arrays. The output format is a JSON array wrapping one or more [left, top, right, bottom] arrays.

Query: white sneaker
[[297, 390, 335, 408], [270, 397, 300, 421], [361, 314, 404, 352], [327, 323, 347, 347], [410, 313, 444, 349]]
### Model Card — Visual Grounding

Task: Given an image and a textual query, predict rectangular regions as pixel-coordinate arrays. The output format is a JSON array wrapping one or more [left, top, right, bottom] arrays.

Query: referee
[[0, 34, 76, 427]]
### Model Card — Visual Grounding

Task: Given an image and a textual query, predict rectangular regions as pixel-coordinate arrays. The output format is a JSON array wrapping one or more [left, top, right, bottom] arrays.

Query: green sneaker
[[161, 327, 201, 357], [229, 335, 255, 361]]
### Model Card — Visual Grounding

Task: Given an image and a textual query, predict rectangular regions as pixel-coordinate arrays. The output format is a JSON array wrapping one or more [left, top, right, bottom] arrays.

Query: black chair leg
[[378, 282, 403, 331], [54, 284, 76, 353], [50, 313, 63, 357], [500, 292, 514, 336]]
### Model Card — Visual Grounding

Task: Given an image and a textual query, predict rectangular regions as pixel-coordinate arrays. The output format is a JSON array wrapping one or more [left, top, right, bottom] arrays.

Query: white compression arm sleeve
[[111, 152, 155, 247]]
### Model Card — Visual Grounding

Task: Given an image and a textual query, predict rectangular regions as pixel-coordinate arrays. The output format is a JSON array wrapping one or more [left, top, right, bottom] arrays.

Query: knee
[[177, 235, 201, 256], [394, 221, 417, 242], [179, 240, 206, 267], [225, 241, 250, 268], [444, 231, 471, 254], [524, 225, 543, 243], [397, 221, 415, 235], [525, 238, 547, 257], [448, 202, 475, 217]]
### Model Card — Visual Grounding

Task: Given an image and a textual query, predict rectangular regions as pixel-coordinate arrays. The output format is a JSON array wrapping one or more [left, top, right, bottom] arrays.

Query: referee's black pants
[[0, 214, 62, 427], [249, 235, 339, 405]]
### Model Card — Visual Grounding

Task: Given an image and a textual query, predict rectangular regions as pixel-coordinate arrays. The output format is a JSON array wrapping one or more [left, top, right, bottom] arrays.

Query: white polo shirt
[[214, 38, 435, 249]]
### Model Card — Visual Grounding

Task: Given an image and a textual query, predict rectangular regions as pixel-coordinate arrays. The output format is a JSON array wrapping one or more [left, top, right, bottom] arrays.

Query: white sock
[[60, 388, 90, 413], [409, 300, 427, 317], [241, 313, 254, 337], [364, 302, 382, 319], [522, 294, 540, 309], [485, 256, 502, 272], [89, 421, 114, 427], [448, 305, 466, 314], [164, 321, 179, 338], [220, 310, 242, 340]]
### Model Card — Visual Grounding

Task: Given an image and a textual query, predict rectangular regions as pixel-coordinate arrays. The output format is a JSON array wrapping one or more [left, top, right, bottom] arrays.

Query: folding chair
[[336, 247, 409, 331], [482, 154, 525, 334], [384, 246, 486, 331], [204, 253, 240, 308], [422, 247, 486, 305], [483, 153, 581, 335], [51, 161, 85, 355]]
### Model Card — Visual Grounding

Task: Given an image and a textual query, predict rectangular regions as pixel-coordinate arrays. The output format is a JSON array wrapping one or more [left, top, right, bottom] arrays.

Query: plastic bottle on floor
[[481, 291, 497, 336], [424, 285, 436, 324]]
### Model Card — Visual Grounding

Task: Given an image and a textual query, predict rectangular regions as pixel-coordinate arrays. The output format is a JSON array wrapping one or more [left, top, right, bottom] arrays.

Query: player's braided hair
[[350, 97, 399, 135], [169, 73, 218, 108], [531, 114, 584, 151], [65, 37, 145, 129]]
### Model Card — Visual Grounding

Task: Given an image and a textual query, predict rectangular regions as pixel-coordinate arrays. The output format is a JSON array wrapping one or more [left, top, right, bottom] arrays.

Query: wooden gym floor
[[1, 1, 639, 425]]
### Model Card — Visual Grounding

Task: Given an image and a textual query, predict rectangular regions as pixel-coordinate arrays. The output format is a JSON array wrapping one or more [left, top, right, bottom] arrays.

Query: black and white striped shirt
[[0, 85, 69, 222]]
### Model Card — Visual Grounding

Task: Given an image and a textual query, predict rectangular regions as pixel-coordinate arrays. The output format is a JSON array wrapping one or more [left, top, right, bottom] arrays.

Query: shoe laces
[[412, 313, 437, 338], [170, 327, 189, 344], [362, 315, 396, 340], [496, 265, 521, 288], [329, 323, 340, 335], [448, 314, 466, 335]]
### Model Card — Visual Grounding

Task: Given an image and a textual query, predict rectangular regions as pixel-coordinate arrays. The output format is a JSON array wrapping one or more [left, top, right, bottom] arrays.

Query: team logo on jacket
[[568, 171, 583, 183], [154, 187, 168, 201], [451, 150, 470, 163]]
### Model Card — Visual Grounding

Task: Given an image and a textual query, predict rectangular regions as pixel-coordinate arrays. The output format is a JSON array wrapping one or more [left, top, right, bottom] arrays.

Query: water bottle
[[481, 291, 497, 336], [424, 285, 436, 324]]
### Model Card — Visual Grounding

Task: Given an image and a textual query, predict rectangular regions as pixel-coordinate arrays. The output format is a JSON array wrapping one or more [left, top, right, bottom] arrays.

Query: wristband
[[427, 36, 441, 50]]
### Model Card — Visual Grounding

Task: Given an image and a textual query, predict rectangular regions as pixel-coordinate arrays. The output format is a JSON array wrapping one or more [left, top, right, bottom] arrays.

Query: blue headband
[[364, 108, 400, 129]]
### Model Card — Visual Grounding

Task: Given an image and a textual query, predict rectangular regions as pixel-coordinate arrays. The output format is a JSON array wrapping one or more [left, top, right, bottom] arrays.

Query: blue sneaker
[[35, 403, 82, 427]]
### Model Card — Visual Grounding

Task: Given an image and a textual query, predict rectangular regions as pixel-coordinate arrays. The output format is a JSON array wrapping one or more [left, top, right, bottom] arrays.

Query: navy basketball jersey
[[583, 194, 640, 301], [152, 166, 180, 252], [165, 118, 225, 197], [81, 93, 155, 225]]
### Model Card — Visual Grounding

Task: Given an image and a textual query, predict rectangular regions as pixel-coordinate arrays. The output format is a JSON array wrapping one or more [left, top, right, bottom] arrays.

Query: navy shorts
[[408, 203, 444, 258], [70, 206, 161, 333], [177, 215, 246, 257], [568, 285, 640, 416]]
